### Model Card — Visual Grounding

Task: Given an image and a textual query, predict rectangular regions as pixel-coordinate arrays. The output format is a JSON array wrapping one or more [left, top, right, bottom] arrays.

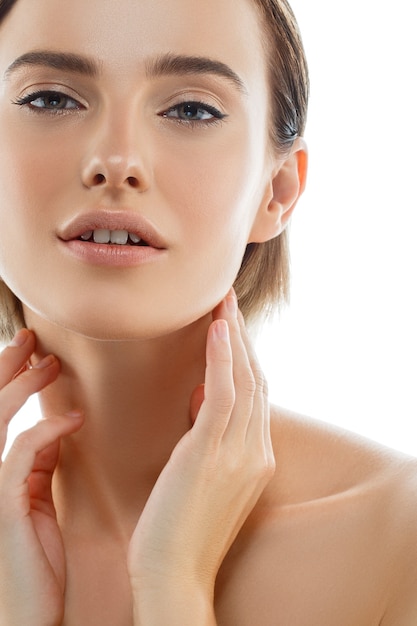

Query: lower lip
[[61, 239, 166, 267]]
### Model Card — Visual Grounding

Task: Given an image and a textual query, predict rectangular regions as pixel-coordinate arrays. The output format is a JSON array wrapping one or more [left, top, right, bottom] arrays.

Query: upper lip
[[58, 209, 167, 248]]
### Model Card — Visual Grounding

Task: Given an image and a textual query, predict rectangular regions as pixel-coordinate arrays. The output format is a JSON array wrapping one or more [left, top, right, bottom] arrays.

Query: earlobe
[[249, 138, 308, 243]]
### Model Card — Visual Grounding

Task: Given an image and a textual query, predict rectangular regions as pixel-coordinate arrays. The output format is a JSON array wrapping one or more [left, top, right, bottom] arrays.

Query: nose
[[80, 111, 152, 193]]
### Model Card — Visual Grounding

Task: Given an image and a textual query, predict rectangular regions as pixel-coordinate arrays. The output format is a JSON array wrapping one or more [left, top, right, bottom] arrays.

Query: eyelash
[[12, 90, 227, 127], [12, 90, 82, 114], [160, 101, 227, 127]]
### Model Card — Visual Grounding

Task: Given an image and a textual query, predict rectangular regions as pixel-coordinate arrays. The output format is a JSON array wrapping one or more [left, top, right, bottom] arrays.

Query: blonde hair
[[0, 0, 308, 341], [234, 0, 309, 324], [0, 281, 24, 342]]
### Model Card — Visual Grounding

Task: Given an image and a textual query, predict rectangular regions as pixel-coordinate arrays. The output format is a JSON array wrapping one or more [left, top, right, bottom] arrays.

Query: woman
[[0, 0, 416, 624]]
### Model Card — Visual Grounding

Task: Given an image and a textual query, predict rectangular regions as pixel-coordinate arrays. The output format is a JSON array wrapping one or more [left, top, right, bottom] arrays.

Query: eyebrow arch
[[145, 53, 248, 96], [4, 50, 248, 96], [4, 50, 100, 80]]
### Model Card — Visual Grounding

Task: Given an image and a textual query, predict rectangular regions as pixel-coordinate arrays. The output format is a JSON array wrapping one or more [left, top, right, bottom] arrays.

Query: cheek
[[150, 153, 258, 324], [0, 119, 78, 297], [154, 126, 262, 254], [0, 121, 78, 214]]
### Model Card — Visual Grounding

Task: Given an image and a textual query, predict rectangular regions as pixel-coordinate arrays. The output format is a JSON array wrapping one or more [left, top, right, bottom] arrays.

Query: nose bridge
[[81, 99, 151, 191]]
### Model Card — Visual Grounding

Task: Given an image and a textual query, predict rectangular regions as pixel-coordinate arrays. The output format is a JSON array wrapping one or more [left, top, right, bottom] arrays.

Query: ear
[[248, 138, 308, 243]]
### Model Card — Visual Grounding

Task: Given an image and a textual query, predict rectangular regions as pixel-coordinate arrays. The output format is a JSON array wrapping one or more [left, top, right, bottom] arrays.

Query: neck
[[25, 312, 210, 541]]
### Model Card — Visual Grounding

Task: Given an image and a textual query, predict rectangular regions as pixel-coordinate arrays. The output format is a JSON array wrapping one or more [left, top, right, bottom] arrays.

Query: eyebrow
[[4, 51, 100, 80], [145, 53, 248, 95], [4, 50, 247, 95]]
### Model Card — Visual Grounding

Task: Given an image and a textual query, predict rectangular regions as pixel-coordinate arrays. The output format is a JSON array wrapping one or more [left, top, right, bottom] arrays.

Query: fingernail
[[34, 354, 55, 369], [226, 293, 238, 317], [9, 328, 29, 347], [214, 319, 229, 341]]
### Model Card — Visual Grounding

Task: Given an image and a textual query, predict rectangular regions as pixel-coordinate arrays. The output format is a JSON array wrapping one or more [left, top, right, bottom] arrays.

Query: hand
[[127, 292, 275, 622], [0, 329, 83, 626]]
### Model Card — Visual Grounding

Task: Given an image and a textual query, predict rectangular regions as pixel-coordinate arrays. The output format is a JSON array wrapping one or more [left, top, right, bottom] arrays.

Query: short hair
[[0, 0, 309, 341], [234, 0, 309, 324]]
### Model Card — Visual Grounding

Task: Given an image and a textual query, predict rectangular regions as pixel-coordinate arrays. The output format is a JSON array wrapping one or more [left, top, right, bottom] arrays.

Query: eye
[[161, 101, 226, 124], [13, 90, 82, 112]]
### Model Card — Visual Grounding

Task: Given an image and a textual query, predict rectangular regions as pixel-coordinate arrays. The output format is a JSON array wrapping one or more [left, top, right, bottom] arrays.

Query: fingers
[[0, 330, 60, 460], [0, 412, 83, 518], [212, 293, 257, 445], [193, 290, 271, 462], [191, 319, 235, 449], [0, 330, 83, 525], [0, 329, 35, 388], [0, 356, 60, 427], [199, 290, 275, 477], [27, 438, 62, 516], [235, 309, 275, 471]]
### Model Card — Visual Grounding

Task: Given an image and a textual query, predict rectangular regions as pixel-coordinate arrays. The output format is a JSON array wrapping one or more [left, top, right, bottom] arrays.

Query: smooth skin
[[0, 0, 417, 624], [0, 332, 81, 626], [0, 297, 274, 626]]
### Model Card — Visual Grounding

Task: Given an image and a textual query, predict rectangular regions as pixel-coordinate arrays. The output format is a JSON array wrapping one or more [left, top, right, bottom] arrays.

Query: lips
[[59, 209, 167, 249]]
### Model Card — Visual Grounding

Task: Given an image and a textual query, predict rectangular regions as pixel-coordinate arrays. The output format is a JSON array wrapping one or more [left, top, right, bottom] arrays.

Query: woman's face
[[0, 0, 276, 340]]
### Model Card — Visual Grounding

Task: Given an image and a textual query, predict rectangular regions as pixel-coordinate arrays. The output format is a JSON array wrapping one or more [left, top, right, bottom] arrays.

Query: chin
[[24, 298, 213, 344]]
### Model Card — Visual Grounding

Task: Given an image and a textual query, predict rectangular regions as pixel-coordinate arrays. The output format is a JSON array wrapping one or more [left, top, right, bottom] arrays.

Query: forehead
[[0, 0, 268, 93]]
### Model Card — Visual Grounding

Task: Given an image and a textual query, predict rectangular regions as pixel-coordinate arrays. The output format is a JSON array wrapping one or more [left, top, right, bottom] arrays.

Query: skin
[[0, 0, 416, 624]]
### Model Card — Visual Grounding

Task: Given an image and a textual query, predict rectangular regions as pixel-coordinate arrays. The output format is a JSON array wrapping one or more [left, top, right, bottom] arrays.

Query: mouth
[[78, 229, 150, 247], [59, 209, 167, 250]]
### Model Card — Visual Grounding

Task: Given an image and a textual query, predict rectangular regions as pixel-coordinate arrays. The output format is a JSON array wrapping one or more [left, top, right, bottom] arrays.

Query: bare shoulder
[[268, 404, 417, 507], [270, 406, 417, 624], [216, 406, 417, 625]]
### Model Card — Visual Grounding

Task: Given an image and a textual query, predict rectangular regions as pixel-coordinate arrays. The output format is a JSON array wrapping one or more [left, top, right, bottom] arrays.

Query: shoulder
[[266, 404, 417, 541], [268, 404, 417, 503], [268, 406, 417, 623], [217, 406, 417, 624]]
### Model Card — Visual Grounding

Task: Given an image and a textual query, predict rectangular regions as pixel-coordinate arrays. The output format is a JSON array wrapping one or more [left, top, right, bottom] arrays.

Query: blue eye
[[162, 101, 226, 124], [13, 90, 81, 112]]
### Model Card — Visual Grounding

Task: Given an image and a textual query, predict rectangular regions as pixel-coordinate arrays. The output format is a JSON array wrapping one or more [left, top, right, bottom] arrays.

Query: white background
[[257, 0, 417, 455], [3, 0, 417, 456]]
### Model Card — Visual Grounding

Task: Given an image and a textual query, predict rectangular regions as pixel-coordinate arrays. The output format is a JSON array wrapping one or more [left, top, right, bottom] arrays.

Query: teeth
[[93, 229, 111, 244], [129, 232, 141, 244], [110, 230, 129, 245], [81, 229, 143, 245]]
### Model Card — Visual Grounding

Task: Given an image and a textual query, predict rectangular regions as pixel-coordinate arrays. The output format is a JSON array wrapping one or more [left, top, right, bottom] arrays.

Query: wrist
[[132, 579, 216, 626]]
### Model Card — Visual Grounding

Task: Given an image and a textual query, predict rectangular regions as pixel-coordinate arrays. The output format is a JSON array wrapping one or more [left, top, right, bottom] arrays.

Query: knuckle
[[245, 378, 257, 396], [213, 390, 235, 415], [10, 367, 48, 396], [251, 460, 275, 486], [254, 369, 266, 392], [214, 353, 233, 366], [10, 372, 33, 393], [264, 455, 276, 478], [0, 354, 30, 386], [8, 375, 24, 392], [242, 372, 257, 397], [261, 376, 269, 398], [11, 428, 33, 452], [207, 381, 235, 415], [248, 450, 276, 481], [225, 457, 243, 478]]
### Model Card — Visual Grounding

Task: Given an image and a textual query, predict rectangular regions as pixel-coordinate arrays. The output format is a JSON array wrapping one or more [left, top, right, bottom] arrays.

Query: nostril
[[93, 173, 106, 185], [84, 171, 143, 189], [127, 176, 140, 189]]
